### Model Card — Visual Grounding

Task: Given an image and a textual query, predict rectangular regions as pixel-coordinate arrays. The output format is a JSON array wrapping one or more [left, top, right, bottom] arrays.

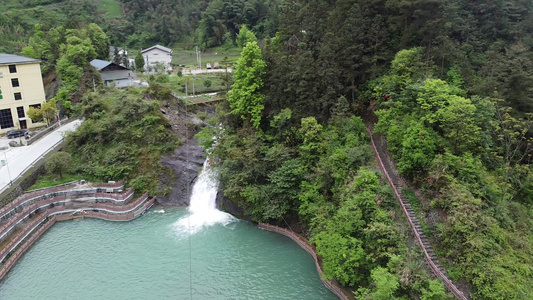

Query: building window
[[0, 109, 14, 129], [9, 65, 17, 73], [17, 106, 25, 118], [11, 78, 20, 87], [14, 92, 22, 100]]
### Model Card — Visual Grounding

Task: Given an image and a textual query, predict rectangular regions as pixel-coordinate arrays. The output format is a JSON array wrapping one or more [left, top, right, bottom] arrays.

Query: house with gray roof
[[90, 59, 133, 88], [141, 45, 173, 72]]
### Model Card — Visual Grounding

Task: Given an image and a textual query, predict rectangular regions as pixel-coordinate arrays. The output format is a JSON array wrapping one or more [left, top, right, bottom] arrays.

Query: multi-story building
[[0, 54, 46, 134]]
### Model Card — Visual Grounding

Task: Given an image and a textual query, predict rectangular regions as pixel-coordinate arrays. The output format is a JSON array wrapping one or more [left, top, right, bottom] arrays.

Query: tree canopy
[[227, 41, 266, 129]]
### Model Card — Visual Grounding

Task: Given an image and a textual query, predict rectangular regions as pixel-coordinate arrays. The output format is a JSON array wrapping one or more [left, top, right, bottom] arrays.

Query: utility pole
[[185, 80, 188, 97], [3, 150, 12, 186], [196, 46, 199, 68], [146, 55, 150, 77], [192, 75, 195, 96]]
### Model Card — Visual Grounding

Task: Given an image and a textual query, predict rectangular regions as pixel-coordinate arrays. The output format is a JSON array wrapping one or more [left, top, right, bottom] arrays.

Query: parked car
[[206, 63, 212, 69], [6, 129, 29, 139]]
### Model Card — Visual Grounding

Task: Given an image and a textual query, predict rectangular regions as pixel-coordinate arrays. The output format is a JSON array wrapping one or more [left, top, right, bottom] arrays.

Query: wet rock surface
[[216, 190, 249, 220], [157, 138, 205, 206]]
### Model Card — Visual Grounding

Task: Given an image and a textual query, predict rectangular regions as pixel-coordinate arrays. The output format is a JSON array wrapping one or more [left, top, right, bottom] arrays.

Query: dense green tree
[[360, 267, 400, 300], [46, 152, 72, 179], [87, 23, 110, 60], [27, 106, 44, 124], [236, 25, 257, 48], [196, 0, 280, 47], [56, 35, 98, 104], [227, 41, 266, 129], [313, 232, 366, 286], [135, 51, 145, 71], [28, 98, 57, 125], [113, 46, 121, 64]]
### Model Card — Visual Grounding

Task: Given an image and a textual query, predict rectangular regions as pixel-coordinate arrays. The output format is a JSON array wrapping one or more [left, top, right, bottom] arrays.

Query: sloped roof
[[141, 45, 172, 54], [90, 59, 112, 70], [90, 59, 130, 71], [0, 53, 39, 65]]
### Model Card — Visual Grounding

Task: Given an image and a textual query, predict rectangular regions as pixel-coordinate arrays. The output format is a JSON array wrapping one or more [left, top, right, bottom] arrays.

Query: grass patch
[[172, 46, 241, 67], [169, 74, 228, 95], [98, 0, 122, 19], [28, 173, 92, 190]]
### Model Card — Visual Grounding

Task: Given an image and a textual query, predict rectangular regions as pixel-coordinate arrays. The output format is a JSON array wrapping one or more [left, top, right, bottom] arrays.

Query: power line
[[185, 96, 193, 300]]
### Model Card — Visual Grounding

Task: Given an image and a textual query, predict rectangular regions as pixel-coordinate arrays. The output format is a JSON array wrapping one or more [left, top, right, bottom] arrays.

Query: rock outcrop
[[157, 138, 205, 206]]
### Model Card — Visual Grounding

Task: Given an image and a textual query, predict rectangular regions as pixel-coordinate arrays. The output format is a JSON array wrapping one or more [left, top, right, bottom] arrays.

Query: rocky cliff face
[[157, 138, 205, 206], [156, 98, 208, 206], [42, 71, 60, 101]]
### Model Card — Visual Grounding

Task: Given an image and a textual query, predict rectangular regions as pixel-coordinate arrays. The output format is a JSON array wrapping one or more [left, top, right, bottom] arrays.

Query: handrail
[[259, 223, 352, 300], [0, 138, 64, 197], [0, 196, 155, 281], [0, 189, 136, 239], [0, 192, 152, 264], [0, 183, 126, 219], [366, 128, 468, 300]]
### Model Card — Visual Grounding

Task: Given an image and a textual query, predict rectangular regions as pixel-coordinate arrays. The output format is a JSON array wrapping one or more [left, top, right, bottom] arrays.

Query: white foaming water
[[173, 159, 235, 235]]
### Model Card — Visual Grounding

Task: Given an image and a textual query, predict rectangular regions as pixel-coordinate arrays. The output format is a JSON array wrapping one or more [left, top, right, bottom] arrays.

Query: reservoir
[[0, 163, 338, 299]]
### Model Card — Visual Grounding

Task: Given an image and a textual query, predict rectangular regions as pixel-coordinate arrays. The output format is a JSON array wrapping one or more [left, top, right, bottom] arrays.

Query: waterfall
[[173, 159, 235, 235]]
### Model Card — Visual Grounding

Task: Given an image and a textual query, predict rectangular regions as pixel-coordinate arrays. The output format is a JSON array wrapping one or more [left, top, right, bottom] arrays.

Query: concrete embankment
[[0, 181, 155, 281]]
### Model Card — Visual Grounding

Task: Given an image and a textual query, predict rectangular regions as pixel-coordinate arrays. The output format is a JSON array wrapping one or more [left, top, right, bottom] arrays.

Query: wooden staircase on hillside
[[367, 128, 468, 300]]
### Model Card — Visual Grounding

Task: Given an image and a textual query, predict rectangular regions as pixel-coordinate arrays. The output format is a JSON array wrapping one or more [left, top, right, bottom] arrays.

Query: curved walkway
[[0, 181, 155, 281], [367, 128, 469, 300], [259, 223, 353, 300]]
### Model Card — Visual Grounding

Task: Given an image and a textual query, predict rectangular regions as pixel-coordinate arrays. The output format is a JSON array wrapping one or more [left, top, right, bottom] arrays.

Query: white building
[[90, 59, 133, 88], [141, 45, 172, 72], [109, 46, 127, 58]]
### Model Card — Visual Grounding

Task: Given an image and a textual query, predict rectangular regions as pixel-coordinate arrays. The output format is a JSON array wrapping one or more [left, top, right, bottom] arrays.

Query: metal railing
[[0, 118, 82, 196], [0, 192, 154, 279], [0, 138, 64, 196], [366, 128, 468, 300], [0, 189, 135, 239], [0, 197, 155, 281], [26, 117, 74, 146], [0, 183, 126, 221]]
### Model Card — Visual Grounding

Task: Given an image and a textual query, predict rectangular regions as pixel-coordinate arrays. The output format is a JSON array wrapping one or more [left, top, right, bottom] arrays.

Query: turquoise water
[[0, 208, 339, 299]]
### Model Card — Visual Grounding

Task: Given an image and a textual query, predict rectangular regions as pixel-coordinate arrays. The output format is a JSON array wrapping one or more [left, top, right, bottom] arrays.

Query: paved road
[[0, 120, 82, 191]]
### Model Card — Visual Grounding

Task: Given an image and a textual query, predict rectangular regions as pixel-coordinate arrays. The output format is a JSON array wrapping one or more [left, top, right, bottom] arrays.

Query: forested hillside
[[2, 0, 533, 298], [0, 0, 108, 54], [199, 0, 533, 299], [119, 0, 280, 47]]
